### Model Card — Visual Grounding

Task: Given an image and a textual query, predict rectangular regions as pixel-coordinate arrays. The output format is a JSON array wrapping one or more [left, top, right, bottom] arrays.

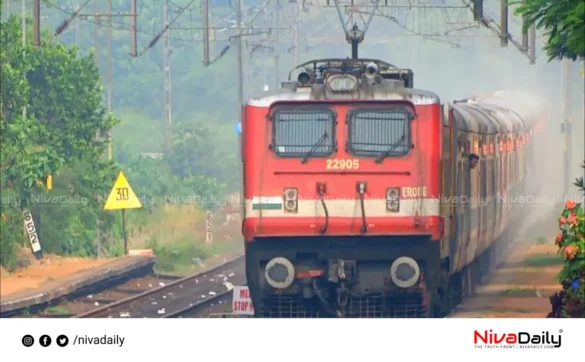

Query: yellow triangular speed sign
[[103, 171, 142, 210]]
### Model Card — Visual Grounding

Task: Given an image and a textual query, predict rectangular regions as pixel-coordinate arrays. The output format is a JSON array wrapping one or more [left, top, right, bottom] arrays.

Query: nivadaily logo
[[474, 329, 562, 349]]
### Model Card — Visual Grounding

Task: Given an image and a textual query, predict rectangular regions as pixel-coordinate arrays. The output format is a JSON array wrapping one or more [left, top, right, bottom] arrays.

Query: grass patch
[[535, 236, 547, 245], [45, 305, 70, 314], [105, 204, 243, 275], [125, 205, 207, 251], [21, 307, 31, 318], [502, 287, 538, 297], [524, 254, 563, 268], [148, 237, 242, 276], [490, 307, 532, 314]]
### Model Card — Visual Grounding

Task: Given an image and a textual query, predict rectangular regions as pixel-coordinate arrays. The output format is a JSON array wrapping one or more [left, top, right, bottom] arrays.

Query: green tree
[[514, 0, 585, 61], [1, 15, 119, 265]]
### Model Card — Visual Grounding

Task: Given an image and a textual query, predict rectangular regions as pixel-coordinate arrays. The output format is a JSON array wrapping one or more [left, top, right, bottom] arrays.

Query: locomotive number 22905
[[326, 159, 360, 170]]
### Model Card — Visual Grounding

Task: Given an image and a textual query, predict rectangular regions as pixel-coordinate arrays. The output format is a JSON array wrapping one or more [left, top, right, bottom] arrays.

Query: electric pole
[[106, 0, 113, 161], [94, 3, 100, 68], [293, 1, 299, 66], [237, 0, 244, 118], [520, 0, 528, 51], [163, 2, 172, 152], [520, 0, 536, 64], [500, 0, 508, 47], [94, 2, 102, 259], [274, 0, 280, 89], [202, 0, 210, 65], [74, 5, 80, 46], [130, 0, 137, 56], [21, 0, 26, 118], [21, 0, 25, 46], [107, 0, 112, 113], [32, 0, 40, 46], [561, 58, 572, 196], [529, 22, 536, 64]]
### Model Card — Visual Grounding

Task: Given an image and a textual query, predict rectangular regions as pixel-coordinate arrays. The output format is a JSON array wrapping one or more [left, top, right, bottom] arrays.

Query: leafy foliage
[[548, 182, 585, 317], [1, 12, 240, 268], [1, 15, 119, 266], [513, 0, 585, 61]]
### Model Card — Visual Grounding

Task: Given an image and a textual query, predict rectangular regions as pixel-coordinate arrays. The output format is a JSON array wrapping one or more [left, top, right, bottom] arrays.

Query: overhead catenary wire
[[140, 0, 198, 55], [142, 0, 281, 55], [47, 0, 333, 50], [46, 0, 224, 43]]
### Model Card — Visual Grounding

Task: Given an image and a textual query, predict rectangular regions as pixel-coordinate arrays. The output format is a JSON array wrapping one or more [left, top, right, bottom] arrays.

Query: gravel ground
[[202, 295, 238, 318], [447, 241, 561, 318], [27, 274, 181, 318], [168, 283, 248, 318], [80, 256, 246, 318]]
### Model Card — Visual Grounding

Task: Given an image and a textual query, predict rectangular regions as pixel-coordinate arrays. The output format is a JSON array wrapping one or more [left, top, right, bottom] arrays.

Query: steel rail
[[163, 283, 249, 318], [75, 255, 245, 318]]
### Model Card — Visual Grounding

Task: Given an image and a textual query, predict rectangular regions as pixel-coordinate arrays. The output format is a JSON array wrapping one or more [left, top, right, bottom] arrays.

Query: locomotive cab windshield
[[269, 58, 420, 164]]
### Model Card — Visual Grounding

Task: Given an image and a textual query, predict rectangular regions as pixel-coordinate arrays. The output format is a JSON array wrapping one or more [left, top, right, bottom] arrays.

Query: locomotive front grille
[[259, 293, 426, 318], [260, 295, 321, 318], [344, 293, 427, 318]]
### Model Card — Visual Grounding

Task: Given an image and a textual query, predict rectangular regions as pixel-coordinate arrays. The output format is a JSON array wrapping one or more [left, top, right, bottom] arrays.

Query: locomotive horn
[[365, 62, 378, 79]]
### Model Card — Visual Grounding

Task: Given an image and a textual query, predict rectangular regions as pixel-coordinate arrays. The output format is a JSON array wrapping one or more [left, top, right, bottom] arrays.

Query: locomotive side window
[[347, 108, 412, 157], [271, 107, 336, 158]]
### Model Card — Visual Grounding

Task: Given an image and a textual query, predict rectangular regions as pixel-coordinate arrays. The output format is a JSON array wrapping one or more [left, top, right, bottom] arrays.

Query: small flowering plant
[[550, 199, 585, 317]]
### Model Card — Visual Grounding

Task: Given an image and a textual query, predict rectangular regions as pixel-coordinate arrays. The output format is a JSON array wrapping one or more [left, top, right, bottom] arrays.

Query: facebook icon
[[39, 335, 52, 347]]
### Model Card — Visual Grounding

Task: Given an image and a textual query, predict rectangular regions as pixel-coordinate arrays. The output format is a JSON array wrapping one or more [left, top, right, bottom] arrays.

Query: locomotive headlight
[[283, 188, 298, 213], [265, 257, 295, 290], [390, 257, 420, 288], [325, 74, 359, 93], [386, 187, 400, 212]]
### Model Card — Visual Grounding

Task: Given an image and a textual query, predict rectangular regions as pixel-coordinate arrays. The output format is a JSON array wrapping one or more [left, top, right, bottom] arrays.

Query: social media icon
[[39, 335, 52, 347], [56, 335, 69, 347], [22, 335, 34, 347]]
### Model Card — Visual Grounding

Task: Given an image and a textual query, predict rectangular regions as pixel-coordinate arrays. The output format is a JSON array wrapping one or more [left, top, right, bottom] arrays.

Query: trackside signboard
[[232, 286, 254, 315]]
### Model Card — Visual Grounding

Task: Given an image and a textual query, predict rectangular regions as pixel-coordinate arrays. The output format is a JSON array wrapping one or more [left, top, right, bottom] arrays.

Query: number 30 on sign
[[104, 171, 142, 210], [116, 187, 129, 201]]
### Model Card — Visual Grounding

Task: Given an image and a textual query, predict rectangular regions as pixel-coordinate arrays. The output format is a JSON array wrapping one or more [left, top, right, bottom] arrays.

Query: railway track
[[164, 283, 249, 318], [25, 273, 182, 318], [3, 262, 160, 318], [75, 255, 246, 318]]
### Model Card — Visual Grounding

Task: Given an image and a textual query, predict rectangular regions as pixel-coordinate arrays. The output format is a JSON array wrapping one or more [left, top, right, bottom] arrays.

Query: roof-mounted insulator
[[55, 20, 71, 36]]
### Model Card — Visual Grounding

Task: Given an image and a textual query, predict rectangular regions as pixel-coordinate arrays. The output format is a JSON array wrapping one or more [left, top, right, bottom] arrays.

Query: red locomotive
[[240, 58, 546, 317]]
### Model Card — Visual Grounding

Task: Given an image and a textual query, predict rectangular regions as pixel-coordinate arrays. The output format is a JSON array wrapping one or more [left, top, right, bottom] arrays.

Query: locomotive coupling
[[265, 257, 296, 290], [390, 257, 421, 288], [365, 62, 378, 79]]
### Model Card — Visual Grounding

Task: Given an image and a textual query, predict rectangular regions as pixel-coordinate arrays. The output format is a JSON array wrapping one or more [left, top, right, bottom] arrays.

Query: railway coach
[[239, 58, 546, 318]]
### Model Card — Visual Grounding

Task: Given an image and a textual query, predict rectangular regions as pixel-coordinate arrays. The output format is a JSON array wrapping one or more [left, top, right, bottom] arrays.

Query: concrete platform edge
[[0, 256, 156, 315]]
